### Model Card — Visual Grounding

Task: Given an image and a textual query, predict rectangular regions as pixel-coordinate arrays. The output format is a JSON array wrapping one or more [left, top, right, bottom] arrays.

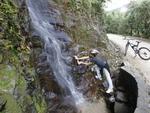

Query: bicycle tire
[[138, 47, 150, 60]]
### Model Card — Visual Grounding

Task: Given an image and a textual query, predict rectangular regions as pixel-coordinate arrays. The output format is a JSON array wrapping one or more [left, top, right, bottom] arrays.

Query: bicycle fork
[[124, 43, 129, 56]]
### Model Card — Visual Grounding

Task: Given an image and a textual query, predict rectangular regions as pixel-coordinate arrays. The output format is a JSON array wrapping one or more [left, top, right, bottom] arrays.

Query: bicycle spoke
[[138, 47, 150, 60]]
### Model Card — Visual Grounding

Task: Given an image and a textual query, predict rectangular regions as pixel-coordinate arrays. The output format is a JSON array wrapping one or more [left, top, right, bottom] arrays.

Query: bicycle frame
[[124, 39, 150, 60], [125, 39, 140, 55]]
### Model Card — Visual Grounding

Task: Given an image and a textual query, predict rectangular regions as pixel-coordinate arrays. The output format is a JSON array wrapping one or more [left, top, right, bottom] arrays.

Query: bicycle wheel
[[138, 47, 150, 60]]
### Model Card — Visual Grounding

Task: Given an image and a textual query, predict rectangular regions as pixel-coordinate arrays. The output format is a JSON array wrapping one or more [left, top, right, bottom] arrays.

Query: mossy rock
[[0, 64, 17, 92], [32, 95, 47, 113], [31, 36, 43, 48], [0, 91, 22, 113], [0, 55, 3, 63]]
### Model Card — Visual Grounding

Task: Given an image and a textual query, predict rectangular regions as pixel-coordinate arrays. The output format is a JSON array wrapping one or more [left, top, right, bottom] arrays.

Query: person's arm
[[78, 61, 92, 65], [74, 55, 91, 65], [74, 56, 92, 66], [74, 56, 90, 60]]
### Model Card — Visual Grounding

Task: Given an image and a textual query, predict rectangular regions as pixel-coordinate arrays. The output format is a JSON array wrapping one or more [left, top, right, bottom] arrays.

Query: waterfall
[[26, 0, 84, 105]]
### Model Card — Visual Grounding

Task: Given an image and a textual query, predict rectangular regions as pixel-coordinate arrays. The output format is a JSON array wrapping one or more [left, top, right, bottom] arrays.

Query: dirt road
[[108, 34, 150, 113], [108, 34, 150, 84]]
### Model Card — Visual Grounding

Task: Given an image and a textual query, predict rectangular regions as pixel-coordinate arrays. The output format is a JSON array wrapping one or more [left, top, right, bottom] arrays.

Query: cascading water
[[26, 0, 84, 105]]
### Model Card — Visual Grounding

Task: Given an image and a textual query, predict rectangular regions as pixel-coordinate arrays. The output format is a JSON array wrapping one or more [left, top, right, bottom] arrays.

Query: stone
[[148, 104, 150, 108], [0, 97, 7, 111], [30, 36, 43, 48], [0, 54, 3, 63]]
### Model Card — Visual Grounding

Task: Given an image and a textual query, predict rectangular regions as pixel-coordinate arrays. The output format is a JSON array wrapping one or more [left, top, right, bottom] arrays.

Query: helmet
[[90, 49, 99, 55]]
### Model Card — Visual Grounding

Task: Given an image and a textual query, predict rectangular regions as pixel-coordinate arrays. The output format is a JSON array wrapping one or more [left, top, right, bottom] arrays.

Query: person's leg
[[103, 68, 113, 93], [94, 65, 102, 80]]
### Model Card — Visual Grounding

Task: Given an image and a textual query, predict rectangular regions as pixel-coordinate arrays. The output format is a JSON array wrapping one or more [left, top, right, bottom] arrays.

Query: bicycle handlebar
[[135, 40, 141, 43], [124, 38, 141, 43], [123, 38, 135, 41]]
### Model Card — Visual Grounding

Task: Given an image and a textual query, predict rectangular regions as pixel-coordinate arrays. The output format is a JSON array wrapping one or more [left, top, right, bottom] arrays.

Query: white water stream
[[26, 0, 84, 105]]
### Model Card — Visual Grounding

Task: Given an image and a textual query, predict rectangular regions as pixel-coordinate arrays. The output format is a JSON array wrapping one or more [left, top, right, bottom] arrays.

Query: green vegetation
[[0, 0, 28, 92], [105, 0, 150, 39], [55, 0, 107, 49], [0, 92, 22, 113], [0, 65, 17, 91], [0, 0, 122, 112], [0, 1, 47, 113], [53, 0, 122, 71], [0, 0, 22, 53], [33, 95, 47, 113], [105, 11, 127, 35], [0, 0, 30, 63], [0, 0, 25, 92]]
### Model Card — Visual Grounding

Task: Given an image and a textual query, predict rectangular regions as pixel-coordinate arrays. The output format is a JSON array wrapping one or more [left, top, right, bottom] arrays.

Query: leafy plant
[[105, 0, 150, 39]]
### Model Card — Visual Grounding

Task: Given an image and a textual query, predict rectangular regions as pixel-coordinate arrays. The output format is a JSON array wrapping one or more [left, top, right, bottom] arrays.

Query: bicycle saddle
[[136, 40, 141, 43]]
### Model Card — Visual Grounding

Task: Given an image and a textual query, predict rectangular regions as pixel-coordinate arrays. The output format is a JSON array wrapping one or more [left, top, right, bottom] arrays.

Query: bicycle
[[124, 39, 150, 60]]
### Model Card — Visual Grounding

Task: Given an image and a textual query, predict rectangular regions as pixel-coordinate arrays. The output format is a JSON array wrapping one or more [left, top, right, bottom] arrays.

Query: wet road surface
[[108, 34, 150, 113]]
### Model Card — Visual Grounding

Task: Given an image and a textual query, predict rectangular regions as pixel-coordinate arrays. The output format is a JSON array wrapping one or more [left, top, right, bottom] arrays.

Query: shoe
[[109, 96, 115, 102], [106, 88, 113, 94], [95, 75, 102, 80]]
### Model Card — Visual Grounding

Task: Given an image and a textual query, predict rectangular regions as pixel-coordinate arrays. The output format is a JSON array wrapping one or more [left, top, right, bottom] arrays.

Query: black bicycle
[[124, 39, 150, 60]]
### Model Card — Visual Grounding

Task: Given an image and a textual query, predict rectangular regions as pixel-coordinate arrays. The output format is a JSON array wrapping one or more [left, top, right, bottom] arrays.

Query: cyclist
[[74, 49, 114, 94]]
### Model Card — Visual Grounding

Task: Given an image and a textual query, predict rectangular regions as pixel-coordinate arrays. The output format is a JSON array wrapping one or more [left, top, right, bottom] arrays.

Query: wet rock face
[[26, 0, 124, 113], [113, 68, 138, 113], [72, 63, 104, 99], [78, 75, 102, 98], [27, 0, 82, 112], [29, 20, 78, 113], [29, 34, 76, 112], [32, 48, 78, 113]]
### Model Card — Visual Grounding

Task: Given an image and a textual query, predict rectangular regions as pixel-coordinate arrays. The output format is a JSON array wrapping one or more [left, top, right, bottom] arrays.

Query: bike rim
[[138, 48, 150, 60]]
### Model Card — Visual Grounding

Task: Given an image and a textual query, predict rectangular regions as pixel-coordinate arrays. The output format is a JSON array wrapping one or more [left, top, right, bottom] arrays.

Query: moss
[[55, 0, 107, 53], [0, 0, 21, 50], [32, 94, 47, 113], [0, 92, 22, 113], [0, 64, 17, 91], [0, 1, 48, 113], [15, 74, 27, 96]]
